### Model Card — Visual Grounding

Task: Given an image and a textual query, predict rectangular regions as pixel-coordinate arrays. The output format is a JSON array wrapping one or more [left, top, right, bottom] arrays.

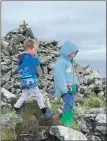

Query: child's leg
[[61, 94, 74, 113], [29, 87, 55, 117], [61, 94, 74, 127], [14, 89, 29, 108], [29, 87, 45, 110]]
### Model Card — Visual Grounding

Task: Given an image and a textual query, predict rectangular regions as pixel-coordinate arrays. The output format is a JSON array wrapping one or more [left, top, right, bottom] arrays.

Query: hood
[[60, 40, 79, 60], [18, 53, 30, 65]]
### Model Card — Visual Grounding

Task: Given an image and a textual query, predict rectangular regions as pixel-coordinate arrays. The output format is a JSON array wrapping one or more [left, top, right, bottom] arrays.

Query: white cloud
[[1, 1, 106, 60], [76, 47, 106, 60]]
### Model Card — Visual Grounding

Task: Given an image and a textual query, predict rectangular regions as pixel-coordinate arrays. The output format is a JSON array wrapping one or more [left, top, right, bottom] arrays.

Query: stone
[[94, 79, 102, 85], [1, 71, 12, 86], [1, 65, 11, 74], [1, 113, 23, 130], [95, 126, 106, 135], [1, 88, 16, 102], [51, 50, 60, 57], [1, 104, 12, 114], [12, 28, 19, 34], [1, 49, 10, 56], [40, 56, 52, 64], [50, 126, 87, 140], [1, 40, 9, 48], [91, 135, 101, 141], [85, 108, 106, 114], [48, 63, 55, 70], [95, 114, 106, 124], [83, 66, 92, 75], [2, 81, 13, 91], [79, 86, 86, 94], [90, 70, 101, 79], [97, 91, 104, 96], [1, 59, 12, 65]]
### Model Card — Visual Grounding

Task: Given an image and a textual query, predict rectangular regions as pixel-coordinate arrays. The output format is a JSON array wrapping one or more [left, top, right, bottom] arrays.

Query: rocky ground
[[1, 22, 106, 141]]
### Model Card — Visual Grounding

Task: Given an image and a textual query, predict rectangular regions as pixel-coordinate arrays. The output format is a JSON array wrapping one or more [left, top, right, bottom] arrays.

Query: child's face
[[68, 51, 78, 58], [27, 44, 38, 56]]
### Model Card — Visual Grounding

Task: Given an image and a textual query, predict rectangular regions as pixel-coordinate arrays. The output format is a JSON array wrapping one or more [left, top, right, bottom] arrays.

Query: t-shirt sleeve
[[29, 56, 40, 66]]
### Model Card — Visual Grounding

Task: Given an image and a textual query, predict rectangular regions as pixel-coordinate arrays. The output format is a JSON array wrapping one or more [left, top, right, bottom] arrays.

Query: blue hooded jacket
[[17, 53, 40, 89], [54, 40, 79, 96]]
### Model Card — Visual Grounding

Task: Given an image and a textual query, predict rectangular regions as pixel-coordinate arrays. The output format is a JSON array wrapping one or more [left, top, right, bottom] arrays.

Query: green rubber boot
[[61, 109, 74, 128]]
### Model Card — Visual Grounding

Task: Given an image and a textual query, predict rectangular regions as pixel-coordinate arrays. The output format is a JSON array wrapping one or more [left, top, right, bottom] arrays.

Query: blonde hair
[[24, 39, 38, 50]]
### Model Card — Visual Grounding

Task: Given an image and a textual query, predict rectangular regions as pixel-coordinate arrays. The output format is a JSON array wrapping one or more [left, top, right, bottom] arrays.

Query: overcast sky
[[1, 1, 106, 60]]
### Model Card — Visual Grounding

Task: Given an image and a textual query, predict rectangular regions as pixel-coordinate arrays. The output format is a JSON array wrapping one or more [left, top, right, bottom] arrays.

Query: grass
[[1, 124, 17, 140], [1, 93, 106, 140], [73, 120, 80, 130], [78, 93, 106, 109], [51, 96, 63, 119], [1, 100, 56, 141]]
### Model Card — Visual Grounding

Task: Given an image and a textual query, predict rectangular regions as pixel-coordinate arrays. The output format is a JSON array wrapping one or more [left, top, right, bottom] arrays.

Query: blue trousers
[[61, 94, 74, 113]]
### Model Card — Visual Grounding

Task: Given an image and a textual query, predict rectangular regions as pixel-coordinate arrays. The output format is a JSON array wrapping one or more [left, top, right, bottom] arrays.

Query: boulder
[[1, 88, 16, 103], [50, 126, 87, 140]]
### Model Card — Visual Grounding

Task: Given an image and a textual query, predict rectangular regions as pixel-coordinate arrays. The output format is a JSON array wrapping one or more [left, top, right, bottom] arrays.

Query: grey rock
[[1, 104, 13, 114], [7, 46, 15, 55], [94, 79, 102, 85], [51, 50, 59, 56], [25, 27, 36, 40], [1, 65, 11, 74], [95, 126, 106, 135], [1, 39, 9, 48], [48, 63, 55, 70], [91, 135, 101, 141], [83, 66, 92, 75], [17, 34, 25, 42], [1, 48, 10, 56], [1, 88, 16, 102], [1, 59, 12, 65], [46, 40, 58, 46], [12, 28, 19, 34], [1, 101, 7, 107], [79, 79, 84, 85], [11, 65, 18, 75], [85, 108, 106, 114], [50, 126, 87, 140], [13, 82, 20, 89], [91, 85, 102, 94], [95, 114, 106, 124], [2, 81, 13, 91], [1, 113, 23, 130], [1, 71, 12, 86], [79, 86, 86, 94], [97, 91, 104, 96], [90, 70, 101, 79], [42, 65, 48, 74], [40, 56, 52, 64]]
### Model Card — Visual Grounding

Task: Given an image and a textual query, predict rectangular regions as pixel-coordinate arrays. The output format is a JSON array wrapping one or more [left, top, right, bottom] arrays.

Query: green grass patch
[[73, 120, 80, 130], [78, 93, 106, 109]]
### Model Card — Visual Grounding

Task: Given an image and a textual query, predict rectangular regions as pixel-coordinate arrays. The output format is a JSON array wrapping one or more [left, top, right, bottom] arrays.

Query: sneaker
[[45, 111, 55, 117], [41, 108, 55, 117], [14, 107, 21, 115]]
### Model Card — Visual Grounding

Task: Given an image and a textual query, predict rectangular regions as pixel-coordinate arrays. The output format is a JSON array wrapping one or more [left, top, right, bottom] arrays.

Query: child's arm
[[54, 62, 68, 94], [36, 66, 41, 77], [32, 56, 40, 66], [27, 55, 40, 67]]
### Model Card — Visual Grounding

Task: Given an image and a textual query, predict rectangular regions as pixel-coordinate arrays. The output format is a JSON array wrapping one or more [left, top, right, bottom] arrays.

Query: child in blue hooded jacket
[[14, 39, 55, 117], [54, 40, 79, 127]]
